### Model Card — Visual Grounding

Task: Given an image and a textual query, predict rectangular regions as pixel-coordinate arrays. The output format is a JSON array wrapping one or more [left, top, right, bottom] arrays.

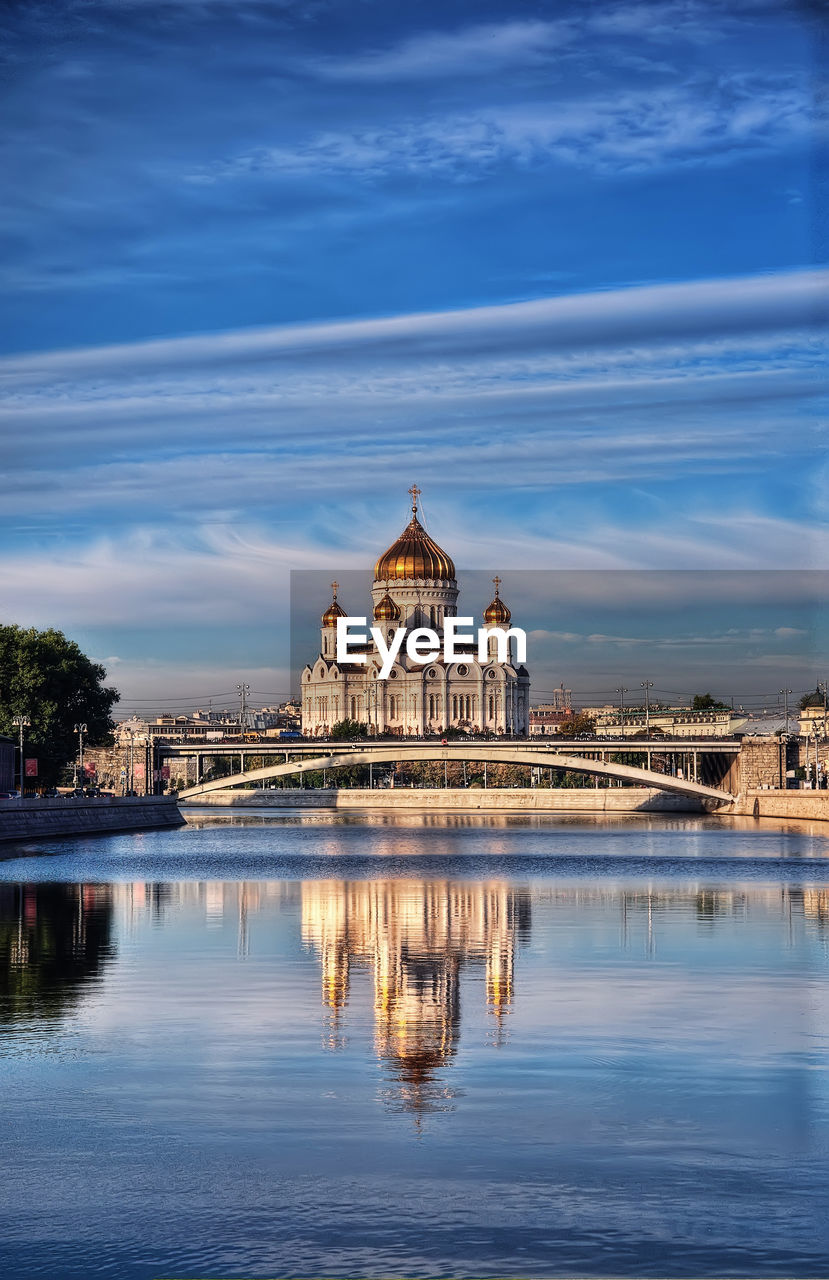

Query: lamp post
[[615, 687, 628, 731], [12, 714, 30, 796], [778, 689, 792, 736], [73, 722, 87, 790], [123, 728, 135, 794], [641, 681, 654, 734]]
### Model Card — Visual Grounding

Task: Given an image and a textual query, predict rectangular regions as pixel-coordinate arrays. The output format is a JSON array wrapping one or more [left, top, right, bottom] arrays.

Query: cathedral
[[301, 487, 530, 737]]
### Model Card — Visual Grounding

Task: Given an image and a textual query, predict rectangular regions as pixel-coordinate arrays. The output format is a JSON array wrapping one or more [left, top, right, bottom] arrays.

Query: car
[[0, 790, 20, 799], [42, 787, 59, 798]]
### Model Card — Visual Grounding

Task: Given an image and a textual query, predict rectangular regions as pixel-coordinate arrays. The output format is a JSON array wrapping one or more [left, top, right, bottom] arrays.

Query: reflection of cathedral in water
[[301, 880, 531, 1112]]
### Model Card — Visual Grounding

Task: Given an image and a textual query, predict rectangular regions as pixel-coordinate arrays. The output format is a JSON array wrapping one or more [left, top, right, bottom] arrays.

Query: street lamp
[[778, 689, 793, 737], [123, 727, 135, 795], [641, 681, 654, 734], [73, 722, 87, 790], [12, 714, 30, 796], [615, 687, 628, 730]]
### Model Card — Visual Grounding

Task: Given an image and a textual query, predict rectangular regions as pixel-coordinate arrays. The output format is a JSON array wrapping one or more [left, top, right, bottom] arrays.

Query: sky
[[0, 0, 826, 716]]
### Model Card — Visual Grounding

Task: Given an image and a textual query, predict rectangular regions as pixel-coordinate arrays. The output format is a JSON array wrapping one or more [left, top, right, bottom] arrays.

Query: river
[[2, 811, 829, 1279]]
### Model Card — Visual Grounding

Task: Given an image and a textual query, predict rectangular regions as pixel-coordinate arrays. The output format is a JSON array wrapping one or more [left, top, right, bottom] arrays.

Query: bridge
[[177, 743, 735, 805]]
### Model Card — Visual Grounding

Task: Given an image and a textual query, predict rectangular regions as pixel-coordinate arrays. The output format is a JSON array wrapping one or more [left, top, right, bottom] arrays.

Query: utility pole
[[615, 687, 628, 729], [641, 681, 654, 734], [12, 714, 30, 795], [73, 722, 87, 790], [237, 683, 250, 735], [779, 688, 793, 736]]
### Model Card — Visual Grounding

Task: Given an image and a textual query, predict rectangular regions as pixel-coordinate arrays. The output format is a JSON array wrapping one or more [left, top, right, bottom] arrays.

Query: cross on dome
[[492, 576, 502, 596], [408, 484, 421, 513]]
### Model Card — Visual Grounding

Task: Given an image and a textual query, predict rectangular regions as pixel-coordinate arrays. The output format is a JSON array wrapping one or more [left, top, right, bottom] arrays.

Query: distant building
[[798, 696, 823, 737], [596, 708, 748, 738], [529, 686, 572, 736], [145, 712, 240, 742]]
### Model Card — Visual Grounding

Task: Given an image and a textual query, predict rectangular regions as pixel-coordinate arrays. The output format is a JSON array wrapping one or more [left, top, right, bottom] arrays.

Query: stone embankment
[[729, 790, 829, 821], [183, 786, 703, 813], [0, 795, 184, 843], [182, 786, 829, 822]]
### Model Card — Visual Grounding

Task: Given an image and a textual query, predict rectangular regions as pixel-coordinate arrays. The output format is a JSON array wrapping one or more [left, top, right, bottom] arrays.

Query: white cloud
[[3, 267, 826, 382], [312, 20, 576, 82], [188, 74, 813, 185]]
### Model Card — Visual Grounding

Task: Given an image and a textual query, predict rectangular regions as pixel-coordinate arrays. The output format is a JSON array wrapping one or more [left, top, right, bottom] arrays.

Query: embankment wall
[[728, 790, 829, 821], [0, 796, 184, 843], [183, 787, 704, 813]]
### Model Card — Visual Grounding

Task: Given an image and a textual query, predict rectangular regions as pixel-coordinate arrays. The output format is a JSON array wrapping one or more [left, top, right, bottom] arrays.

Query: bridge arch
[[178, 744, 733, 804]]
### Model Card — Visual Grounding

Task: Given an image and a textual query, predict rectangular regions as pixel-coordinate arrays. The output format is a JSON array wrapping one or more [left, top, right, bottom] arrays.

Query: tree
[[330, 718, 368, 741], [692, 693, 729, 711], [557, 711, 596, 737], [0, 625, 119, 785]]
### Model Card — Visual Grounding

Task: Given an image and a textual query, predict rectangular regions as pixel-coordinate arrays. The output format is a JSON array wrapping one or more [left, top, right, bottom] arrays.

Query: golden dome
[[374, 486, 455, 583], [322, 581, 347, 628], [483, 576, 511, 626], [373, 592, 401, 622]]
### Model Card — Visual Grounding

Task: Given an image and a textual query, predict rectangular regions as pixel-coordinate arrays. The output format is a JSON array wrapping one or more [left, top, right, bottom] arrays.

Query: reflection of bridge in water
[[177, 740, 738, 804], [301, 879, 532, 1114]]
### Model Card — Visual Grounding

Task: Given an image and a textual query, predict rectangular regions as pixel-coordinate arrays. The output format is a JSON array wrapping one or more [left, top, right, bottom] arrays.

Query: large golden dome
[[374, 486, 455, 583]]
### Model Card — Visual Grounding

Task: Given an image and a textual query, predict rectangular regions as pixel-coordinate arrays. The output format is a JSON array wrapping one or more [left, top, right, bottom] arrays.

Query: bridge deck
[[160, 736, 741, 756]]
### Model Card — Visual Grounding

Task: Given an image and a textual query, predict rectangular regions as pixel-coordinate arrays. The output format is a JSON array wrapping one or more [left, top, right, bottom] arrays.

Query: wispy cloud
[[0, 270, 824, 563], [311, 20, 576, 82], [190, 75, 813, 185], [4, 267, 826, 381]]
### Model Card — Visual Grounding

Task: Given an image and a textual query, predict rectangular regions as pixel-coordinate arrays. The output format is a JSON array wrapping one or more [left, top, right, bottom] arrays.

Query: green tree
[[330, 718, 368, 741], [692, 693, 729, 711], [0, 625, 119, 786]]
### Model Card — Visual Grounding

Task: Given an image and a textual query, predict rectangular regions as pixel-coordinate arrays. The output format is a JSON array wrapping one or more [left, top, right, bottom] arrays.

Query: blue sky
[[0, 0, 826, 713]]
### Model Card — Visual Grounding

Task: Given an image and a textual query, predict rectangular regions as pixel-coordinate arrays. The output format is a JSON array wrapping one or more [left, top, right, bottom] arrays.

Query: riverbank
[[182, 786, 705, 813], [180, 786, 829, 822], [0, 795, 184, 843], [736, 789, 829, 821]]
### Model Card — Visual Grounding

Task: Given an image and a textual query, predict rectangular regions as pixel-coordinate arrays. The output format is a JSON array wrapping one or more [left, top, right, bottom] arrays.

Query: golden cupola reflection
[[321, 580, 347, 628], [373, 591, 401, 622], [301, 878, 531, 1115], [373, 485, 456, 583], [483, 575, 511, 626]]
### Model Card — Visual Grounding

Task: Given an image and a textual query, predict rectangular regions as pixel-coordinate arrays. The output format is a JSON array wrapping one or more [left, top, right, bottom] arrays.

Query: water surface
[[2, 813, 829, 1279]]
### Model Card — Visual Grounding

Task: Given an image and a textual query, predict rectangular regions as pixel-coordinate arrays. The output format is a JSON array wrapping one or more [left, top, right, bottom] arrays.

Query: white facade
[[302, 493, 530, 738]]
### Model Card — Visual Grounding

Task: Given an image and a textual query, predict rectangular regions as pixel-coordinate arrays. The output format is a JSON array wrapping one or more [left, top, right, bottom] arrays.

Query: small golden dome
[[374, 592, 401, 622], [322, 581, 347, 628], [483, 576, 511, 626], [374, 485, 455, 583]]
